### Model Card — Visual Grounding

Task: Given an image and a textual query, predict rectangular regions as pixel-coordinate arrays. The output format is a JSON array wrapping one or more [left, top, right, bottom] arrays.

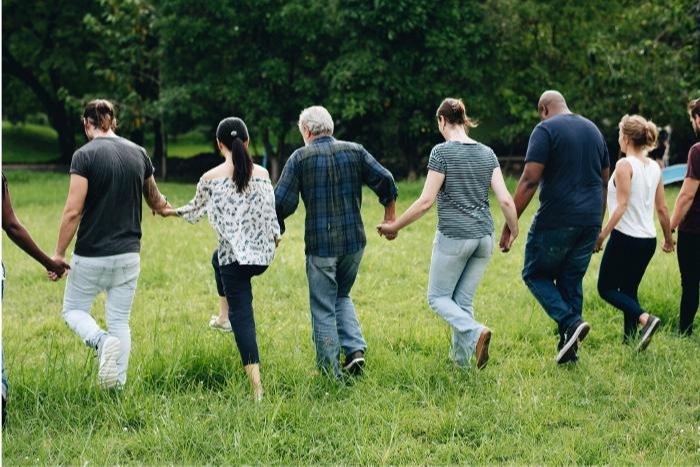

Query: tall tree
[[2, 0, 101, 163], [83, 0, 166, 174]]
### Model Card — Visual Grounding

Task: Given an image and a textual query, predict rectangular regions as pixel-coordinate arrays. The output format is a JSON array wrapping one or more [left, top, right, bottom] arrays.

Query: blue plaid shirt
[[275, 136, 398, 257]]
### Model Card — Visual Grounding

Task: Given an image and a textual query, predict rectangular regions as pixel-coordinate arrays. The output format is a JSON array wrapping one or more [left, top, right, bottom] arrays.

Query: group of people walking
[[2, 92, 699, 420]]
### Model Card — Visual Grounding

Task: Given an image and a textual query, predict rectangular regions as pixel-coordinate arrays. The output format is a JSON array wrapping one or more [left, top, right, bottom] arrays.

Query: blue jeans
[[522, 226, 599, 334], [62, 253, 140, 386], [306, 250, 367, 378], [597, 229, 656, 339], [427, 231, 493, 367]]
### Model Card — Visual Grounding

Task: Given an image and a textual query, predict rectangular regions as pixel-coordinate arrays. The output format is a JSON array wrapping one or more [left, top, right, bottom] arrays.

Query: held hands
[[594, 233, 606, 253], [661, 237, 675, 253], [376, 222, 399, 241], [499, 225, 518, 252], [47, 255, 70, 281]]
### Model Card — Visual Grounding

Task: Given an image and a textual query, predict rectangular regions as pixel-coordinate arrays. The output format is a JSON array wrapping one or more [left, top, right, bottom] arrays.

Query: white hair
[[299, 106, 334, 136]]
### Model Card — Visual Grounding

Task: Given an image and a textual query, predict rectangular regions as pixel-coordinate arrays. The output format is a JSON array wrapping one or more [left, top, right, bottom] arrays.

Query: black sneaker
[[637, 315, 661, 352], [342, 350, 365, 375], [556, 320, 590, 363]]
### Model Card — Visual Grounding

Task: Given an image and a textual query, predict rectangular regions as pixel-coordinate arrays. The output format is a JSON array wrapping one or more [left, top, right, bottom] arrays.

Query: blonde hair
[[619, 114, 658, 151]]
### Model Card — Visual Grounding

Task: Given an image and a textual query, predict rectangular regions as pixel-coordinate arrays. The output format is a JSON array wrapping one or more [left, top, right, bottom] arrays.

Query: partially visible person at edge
[[159, 117, 280, 401], [500, 90, 610, 364], [52, 99, 170, 389], [595, 115, 674, 351], [648, 127, 669, 169], [2, 173, 67, 426], [670, 97, 700, 336], [377, 98, 518, 370], [275, 105, 398, 379]]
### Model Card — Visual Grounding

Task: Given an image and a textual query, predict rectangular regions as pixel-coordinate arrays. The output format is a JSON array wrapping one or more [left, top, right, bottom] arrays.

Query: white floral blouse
[[176, 176, 281, 266]]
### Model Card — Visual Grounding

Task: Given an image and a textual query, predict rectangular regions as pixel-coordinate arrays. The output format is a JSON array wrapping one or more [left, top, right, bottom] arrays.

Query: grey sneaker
[[97, 336, 121, 389], [637, 315, 661, 352], [556, 320, 590, 363]]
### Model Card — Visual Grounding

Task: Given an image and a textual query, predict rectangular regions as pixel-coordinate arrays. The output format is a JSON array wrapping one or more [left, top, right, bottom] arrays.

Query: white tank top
[[607, 156, 660, 238]]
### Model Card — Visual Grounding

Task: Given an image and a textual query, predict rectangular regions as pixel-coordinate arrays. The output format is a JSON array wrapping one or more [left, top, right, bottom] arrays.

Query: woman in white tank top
[[595, 114, 674, 350]]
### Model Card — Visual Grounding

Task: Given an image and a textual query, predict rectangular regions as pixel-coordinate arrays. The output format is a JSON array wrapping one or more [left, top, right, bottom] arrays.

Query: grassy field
[[1, 171, 697, 465], [2, 122, 212, 163]]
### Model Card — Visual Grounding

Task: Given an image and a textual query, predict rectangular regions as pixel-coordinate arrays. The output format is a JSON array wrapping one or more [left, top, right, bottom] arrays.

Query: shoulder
[[201, 162, 231, 181], [252, 164, 270, 180]]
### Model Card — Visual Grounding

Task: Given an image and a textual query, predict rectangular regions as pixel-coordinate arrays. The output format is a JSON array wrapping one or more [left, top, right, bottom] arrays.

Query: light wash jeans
[[427, 231, 494, 368], [306, 249, 367, 378], [62, 253, 140, 386]]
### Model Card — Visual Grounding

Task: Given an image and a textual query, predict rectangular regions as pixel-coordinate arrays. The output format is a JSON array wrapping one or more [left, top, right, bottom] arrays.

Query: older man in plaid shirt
[[275, 105, 398, 379]]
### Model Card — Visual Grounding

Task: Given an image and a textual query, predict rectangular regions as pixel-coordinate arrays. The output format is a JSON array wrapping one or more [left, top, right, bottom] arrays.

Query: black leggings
[[597, 229, 656, 339], [678, 230, 700, 335], [218, 261, 268, 366], [212, 250, 225, 297]]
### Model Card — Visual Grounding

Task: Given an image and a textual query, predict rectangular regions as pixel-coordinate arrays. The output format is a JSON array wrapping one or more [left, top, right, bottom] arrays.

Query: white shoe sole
[[98, 337, 121, 389], [555, 322, 590, 363], [637, 317, 660, 352]]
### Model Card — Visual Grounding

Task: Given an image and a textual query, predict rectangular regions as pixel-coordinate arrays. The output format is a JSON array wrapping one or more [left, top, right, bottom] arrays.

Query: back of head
[[299, 106, 334, 137], [538, 90, 570, 117], [689, 98, 700, 119], [436, 98, 477, 128], [619, 114, 658, 151], [216, 117, 252, 192], [83, 99, 117, 132]]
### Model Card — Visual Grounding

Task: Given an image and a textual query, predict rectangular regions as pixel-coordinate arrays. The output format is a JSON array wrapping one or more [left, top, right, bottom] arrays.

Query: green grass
[[1, 121, 213, 163], [1, 122, 62, 164], [2, 171, 698, 464]]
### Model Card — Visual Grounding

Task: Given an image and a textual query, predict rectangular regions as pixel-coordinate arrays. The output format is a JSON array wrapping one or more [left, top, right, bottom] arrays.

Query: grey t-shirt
[[70, 136, 154, 256], [427, 141, 499, 239]]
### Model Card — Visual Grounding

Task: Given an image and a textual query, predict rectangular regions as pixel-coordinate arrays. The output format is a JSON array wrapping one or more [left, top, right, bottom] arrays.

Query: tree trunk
[[152, 118, 167, 179], [2, 49, 77, 164]]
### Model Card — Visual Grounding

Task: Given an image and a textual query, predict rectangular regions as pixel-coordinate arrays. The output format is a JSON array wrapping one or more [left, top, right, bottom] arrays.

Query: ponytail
[[216, 117, 253, 192]]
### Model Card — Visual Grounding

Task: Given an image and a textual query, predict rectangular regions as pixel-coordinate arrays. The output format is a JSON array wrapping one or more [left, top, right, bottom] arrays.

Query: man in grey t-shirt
[[52, 99, 169, 389]]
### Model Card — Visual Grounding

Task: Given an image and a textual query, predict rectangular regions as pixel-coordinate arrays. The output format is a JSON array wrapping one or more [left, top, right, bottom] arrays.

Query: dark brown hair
[[216, 117, 253, 193], [436, 98, 478, 128], [83, 99, 117, 132]]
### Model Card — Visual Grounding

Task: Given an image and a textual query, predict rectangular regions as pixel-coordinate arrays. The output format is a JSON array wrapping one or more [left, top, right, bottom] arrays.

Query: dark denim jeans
[[597, 229, 656, 339], [678, 230, 700, 335], [522, 225, 599, 334]]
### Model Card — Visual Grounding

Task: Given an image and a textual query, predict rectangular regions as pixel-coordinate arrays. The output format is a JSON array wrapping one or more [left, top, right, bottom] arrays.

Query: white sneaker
[[97, 336, 121, 389], [209, 315, 232, 332]]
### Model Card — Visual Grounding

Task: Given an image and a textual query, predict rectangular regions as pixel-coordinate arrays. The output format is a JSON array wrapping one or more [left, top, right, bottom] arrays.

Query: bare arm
[[499, 162, 543, 252], [491, 167, 519, 251], [654, 177, 674, 252], [53, 174, 88, 265], [377, 170, 444, 237], [2, 181, 67, 277], [143, 175, 169, 214], [596, 161, 631, 252], [670, 177, 700, 230]]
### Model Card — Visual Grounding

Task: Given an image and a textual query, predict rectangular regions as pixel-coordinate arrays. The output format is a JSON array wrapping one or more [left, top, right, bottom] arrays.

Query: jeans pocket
[[435, 232, 462, 256]]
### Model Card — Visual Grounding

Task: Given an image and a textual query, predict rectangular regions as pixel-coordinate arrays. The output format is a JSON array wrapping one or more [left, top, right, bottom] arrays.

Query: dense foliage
[[3, 0, 699, 178]]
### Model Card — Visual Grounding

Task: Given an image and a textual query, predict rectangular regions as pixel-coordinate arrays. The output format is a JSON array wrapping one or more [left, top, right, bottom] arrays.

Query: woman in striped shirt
[[377, 98, 518, 370]]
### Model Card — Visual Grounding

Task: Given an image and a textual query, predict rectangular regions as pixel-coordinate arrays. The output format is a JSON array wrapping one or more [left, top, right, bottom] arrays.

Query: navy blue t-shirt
[[525, 114, 610, 230]]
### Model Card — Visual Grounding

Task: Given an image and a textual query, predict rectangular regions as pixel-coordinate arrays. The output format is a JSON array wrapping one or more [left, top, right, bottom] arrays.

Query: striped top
[[427, 141, 499, 239]]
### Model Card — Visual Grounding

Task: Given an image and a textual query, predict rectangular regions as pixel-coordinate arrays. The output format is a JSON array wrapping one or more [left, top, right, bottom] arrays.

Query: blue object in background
[[662, 164, 687, 185]]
